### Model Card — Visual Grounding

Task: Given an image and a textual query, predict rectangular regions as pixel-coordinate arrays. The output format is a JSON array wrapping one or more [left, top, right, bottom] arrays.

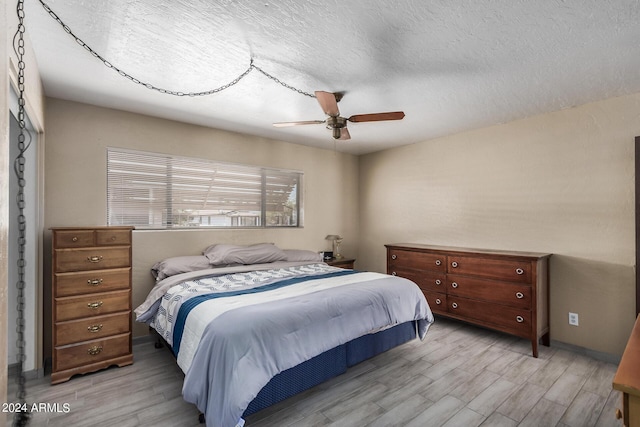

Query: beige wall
[[43, 98, 360, 338], [359, 93, 640, 357]]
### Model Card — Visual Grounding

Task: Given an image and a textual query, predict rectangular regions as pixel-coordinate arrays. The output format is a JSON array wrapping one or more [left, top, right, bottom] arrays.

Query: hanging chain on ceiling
[[12, 0, 32, 426], [36, 0, 316, 99]]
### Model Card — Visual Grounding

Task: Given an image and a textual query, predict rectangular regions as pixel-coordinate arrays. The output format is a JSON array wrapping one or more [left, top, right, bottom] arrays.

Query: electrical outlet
[[568, 312, 579, 326]]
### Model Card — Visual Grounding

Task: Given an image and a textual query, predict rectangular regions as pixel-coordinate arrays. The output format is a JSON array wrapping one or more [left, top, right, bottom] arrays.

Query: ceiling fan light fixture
[[332, 127, 341, 139]]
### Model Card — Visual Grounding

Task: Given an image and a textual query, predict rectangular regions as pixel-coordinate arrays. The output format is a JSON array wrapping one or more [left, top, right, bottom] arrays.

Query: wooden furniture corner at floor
[[614, 314, 640, 427], [50, 226, 134, 384], [386, 243, 551, 357]]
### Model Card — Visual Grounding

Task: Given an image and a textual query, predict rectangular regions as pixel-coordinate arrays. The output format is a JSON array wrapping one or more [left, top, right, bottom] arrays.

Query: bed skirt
[[243, 320, 418, 416]]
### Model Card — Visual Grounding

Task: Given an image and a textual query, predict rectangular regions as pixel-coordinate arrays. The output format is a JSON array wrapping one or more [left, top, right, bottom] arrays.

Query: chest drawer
[[55, 290, 131, 322], [447, 255, 532, 283], [55, 312, 131, 347], [53, 333, 131, 372], [388, 249, 446, 272], [54, 230, 96, 248], [447, 275, 531, 309], [54, 247, 131, 272], [96, 229, 131, 246], [54, 268, 131, 297]]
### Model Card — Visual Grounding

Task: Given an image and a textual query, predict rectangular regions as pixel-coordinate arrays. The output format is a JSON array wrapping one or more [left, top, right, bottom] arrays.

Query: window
[[107, 148, 302, 229]]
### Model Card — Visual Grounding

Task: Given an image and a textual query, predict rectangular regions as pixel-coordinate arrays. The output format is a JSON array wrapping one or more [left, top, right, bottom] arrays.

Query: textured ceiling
[[23, 0, 640, 154]]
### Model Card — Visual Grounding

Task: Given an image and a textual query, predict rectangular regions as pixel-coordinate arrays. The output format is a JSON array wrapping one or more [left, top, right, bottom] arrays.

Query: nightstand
[[325, 257, 356, 269]]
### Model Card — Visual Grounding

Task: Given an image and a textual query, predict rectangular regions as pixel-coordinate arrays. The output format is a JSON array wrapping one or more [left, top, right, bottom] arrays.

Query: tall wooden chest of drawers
[[386, 243, 551, 357], [51, 226, 134, 384]]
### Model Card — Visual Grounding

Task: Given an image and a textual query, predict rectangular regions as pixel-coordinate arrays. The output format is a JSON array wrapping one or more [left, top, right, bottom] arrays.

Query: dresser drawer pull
[[87, 345, 103, 356], [435, 298, 442, 305], [516, 316, 524, 323], [391, 271, 397, 276], [435, 259, 442, 266], [515, 292, 524, 299], [515, 268, 524, 275], [87, 324, 103, 333], [435, 279, 442, 285], [87, 301, 104, 309], [87, 255, 104, 263], [72, 236, 78, 242], [87, 279, 103, 286], [451, 282, 458, 289], [451, 302, 458, 309], [391, 254, 397, 260], [451, 261, 458, 268]]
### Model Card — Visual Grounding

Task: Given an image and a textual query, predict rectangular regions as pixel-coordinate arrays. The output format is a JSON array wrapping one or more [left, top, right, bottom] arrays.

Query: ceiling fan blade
[[339, 128, 351, 140], [273, 120, 325, 127], [315, 91, 340, 116], [348, 111, 405, 123]]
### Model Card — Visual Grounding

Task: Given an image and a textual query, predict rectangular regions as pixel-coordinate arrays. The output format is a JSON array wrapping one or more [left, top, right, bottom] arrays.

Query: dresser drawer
[[448, 296, 531, 336], [54, 268, 130, 297], [447, 255, 532, 283], [55, 247, 131, 272], [391, 268, 446, 292], [53, 333, 131, 372], [447, 275, 531, 309], [55, 312, 131, 347], [424, 291, 447, 315], [55, 290, 131, 322], [96, 229, 131, 246], [389, 249, 446, 272]]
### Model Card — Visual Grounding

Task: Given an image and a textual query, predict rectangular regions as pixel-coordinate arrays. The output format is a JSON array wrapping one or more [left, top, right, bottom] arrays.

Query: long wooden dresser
[[51, 226, 134, 384], [386, 243, 551, 357]]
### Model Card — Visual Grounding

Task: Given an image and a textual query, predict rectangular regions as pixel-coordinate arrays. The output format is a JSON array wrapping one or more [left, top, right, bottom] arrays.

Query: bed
[[135, 244, 434, 427]]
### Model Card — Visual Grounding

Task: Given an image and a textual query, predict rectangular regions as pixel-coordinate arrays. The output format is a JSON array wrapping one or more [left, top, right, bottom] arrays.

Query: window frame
[[107, 147, 303, 230]]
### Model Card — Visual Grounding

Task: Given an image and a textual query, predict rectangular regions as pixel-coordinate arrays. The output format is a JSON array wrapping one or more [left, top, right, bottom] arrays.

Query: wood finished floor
[[7, 318, 623, 427]]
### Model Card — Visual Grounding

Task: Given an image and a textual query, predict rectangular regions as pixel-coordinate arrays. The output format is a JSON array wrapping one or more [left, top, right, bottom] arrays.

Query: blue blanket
[[139, 263, 433, 427]]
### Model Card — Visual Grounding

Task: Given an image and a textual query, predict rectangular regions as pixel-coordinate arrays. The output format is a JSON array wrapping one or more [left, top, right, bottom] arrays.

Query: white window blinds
[[107, 148, 302, 229]]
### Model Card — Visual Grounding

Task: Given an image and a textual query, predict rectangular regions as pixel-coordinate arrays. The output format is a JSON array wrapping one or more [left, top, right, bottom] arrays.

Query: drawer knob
[[87, 301, 103, 309], [87, 345, 103, 356], [391, 271, 397, 276], [451, 261, 458, 268], [88, 255, 103, 263], [87, 324, 103, 333], [391, 254, 397, 260], [72, 236, 78, 242], [87, 279, 103, 286], [451, 282, 458, 289], [435, 298, 442, 305], [452, 302, 458, 309], [435, 279, 442, 285], [435, 260, 442, 266], [111, 236, 117, 241], [515, 268, 524, 275], [515, 292, 524, 299], [516, 316, 524, 323]]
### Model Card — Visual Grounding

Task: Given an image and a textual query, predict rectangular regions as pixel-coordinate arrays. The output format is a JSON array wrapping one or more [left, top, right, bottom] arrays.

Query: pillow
[[151, 255, 212, 281], [203, 243, 288, 266], [283, 249, 323, 262]]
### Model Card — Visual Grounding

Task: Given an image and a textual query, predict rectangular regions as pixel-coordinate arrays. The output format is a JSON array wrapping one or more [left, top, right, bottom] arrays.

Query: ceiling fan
[[273, 91, 405, 140]]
